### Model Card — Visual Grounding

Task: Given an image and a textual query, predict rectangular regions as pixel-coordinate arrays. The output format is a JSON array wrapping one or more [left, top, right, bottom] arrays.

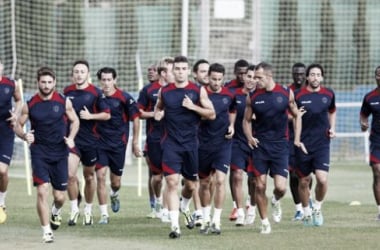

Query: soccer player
[[154, 55, 215, 238], [0, 59, 22, 223], [14, 67, 79, 243], [229, 64, 257, 226], [198, 63, 236, 235], [294, 63, 336, 227], [138, 57, 174, 221], [95, 67, 142, 224], [192, 59, 210, 87], [243, 62, 301, 234], [225, 59, 249, 220], [360, 65, 380, 221], [287, 62, 311, 221], [64, 60, 110, 226]]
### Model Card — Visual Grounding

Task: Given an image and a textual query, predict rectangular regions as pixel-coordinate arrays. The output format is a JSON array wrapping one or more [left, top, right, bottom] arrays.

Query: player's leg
[[0, 137, 14, 223], [0, 162, 9, 223], [245, 175, 257, 225], [255, 174, 270, 233], [271, 174, 287, 223], [231, 168, 245, 225], [67, 151, 81, 226], [371, 163, 380, 220], [96, 165, 109, 224], [210, 169, 227, 234], [37, 183, 54, 243]]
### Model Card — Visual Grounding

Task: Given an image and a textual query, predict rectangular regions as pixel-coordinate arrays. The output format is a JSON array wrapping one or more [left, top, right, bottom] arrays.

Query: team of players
[[5, 56, 380, 242]]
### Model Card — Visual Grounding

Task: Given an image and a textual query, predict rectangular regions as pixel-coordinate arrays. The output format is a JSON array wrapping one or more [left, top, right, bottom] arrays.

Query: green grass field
[[1, 160, 380, 249]]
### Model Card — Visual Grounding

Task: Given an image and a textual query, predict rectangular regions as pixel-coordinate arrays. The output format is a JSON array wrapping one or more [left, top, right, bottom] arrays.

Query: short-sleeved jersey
[[360, 88, 380, 144], [294, 86, 336, 150], [27, 91, 68, 158], [233, 88, 251, 146], [250, 84, 290, 142], [137, 81, 163, 143], [0, 76, 15, 125], [63, 83, 110, 147], [225, 79, 243, 89], [199, 86, 236, 149], [97, 88, 140, 149], [160, 81, 201, 150]]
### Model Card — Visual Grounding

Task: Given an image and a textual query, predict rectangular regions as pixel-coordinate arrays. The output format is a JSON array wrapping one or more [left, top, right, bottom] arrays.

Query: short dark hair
[[306, 63, 324, 77], [255, 62, 274, 76], [234, 59, 249, 73], [292, 62, 306, 71], [37, 66, 56, 81], [208, 63, 225, 75], [73, 59, 90, 71], [96, 67, 117, 80], [174, 55, 189, 64], [247, 64, 256, 71], [193, 59, 209, 73]]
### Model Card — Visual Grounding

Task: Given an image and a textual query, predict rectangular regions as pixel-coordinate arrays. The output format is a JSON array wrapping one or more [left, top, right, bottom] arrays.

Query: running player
[[154, 55, 215, 238], [294, 63, 336, 227], [243, 62, 301, 234], [0, 59, 22, 223], [360, 65, 380, 221], [95, 67, 142, 224], [14, 67, 79, 243], [198, 63, 236, 235], [64, 60, 110, 226], [229, 64, 257, 226], [138, 57, 174, 221]]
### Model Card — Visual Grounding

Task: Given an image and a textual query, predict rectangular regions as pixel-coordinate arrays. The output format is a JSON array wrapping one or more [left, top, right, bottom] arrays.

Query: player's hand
[[247, 136, 259, 149], [294, 141, 308, 154], [182, 94, 195, 110], [298, 106, 306, 117], [225, 126, 234, 139], [64, 137, 75, 149], [360, 121, 369, 132], [79, 106, 92, 120], [328, 129, 336, 139], [154, 110, 164, 121], [132, 143, 143, 158], [6, 109, 17, 127], [23, 130, 35, 144]]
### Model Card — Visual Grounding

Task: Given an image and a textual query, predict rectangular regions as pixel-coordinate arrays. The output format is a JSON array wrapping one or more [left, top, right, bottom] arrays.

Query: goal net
[[2, 0, 379, 169]]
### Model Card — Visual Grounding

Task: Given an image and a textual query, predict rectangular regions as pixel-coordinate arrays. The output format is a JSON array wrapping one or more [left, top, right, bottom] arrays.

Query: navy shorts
[[0, 125, 14, 165], [370, 143, 380, 166], [31, 155, 68, 191], [96, 145, 126, 176], [199, 141, 232, 178], [70, 145, 97, 167], [162, 148, 198, 181], [295, 146, 330, 177], [230, 141, 253, 173], [288, 140, 296, 172], [145, 142, 163, 175], [250, 140, 289, 178]]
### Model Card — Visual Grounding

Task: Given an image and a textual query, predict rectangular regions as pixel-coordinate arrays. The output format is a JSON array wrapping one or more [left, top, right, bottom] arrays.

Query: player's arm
[[243, 94, 258, 148], [131, 116, 143, 157], [79, 106, 110, 121], [6, 80, 23, 127], [225, 111, 236, 139], [360, 113, 369, 132], [64, 99, 79, 148], [14, 104, 34, 144], [328, 110, 337, 138], [289, 90, 307, 154], [154, 88, 164, 121], [182, 86, 216, 120]]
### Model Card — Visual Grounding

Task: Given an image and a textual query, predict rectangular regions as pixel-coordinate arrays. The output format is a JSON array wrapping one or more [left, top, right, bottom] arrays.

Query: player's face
[[72, 64, 89, 86], [38, 75, 56, 97], [193, 63, 209, 86], [375, 68, 380, 87], [292, 67, 306, 86], [254, 68, 269, 89], [244, 69, 256, 91], [307, 67, 323, 90], [100, 73, 116, 96], [235, 66, 248, 83], [147, 65, 158, 83], [208, 71, 224, 92], [173, 62, 189, 84]]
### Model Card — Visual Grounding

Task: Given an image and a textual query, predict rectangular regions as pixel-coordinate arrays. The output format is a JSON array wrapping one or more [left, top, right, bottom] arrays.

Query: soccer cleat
[[154, 202, 162, 218], [146, 208, 156, 219], [0, 206, 7, 224], [199, 221, 211, 234], [312, 209, 323, 226], [303, 215, 314, 227], [161, 210, 171, 223], [235, 214, 245, 226], [271, 201, 282, 223], [50, 214, 62, 230], [193, 212, 203, 227], [293, 210, 304, 221], [110, 195, 120, 213], [169, 226, 181, 239], [245, 208, 256, 225], [182, 210, 195, 229], [229, 207, 238, 221], [98, 214, 109, 224], [260, 222, 271, 234], [210, 222, 221, 235], [68, 211, 80, 226], [42, 232, 54, 243], [83, 212, 93, 226]]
